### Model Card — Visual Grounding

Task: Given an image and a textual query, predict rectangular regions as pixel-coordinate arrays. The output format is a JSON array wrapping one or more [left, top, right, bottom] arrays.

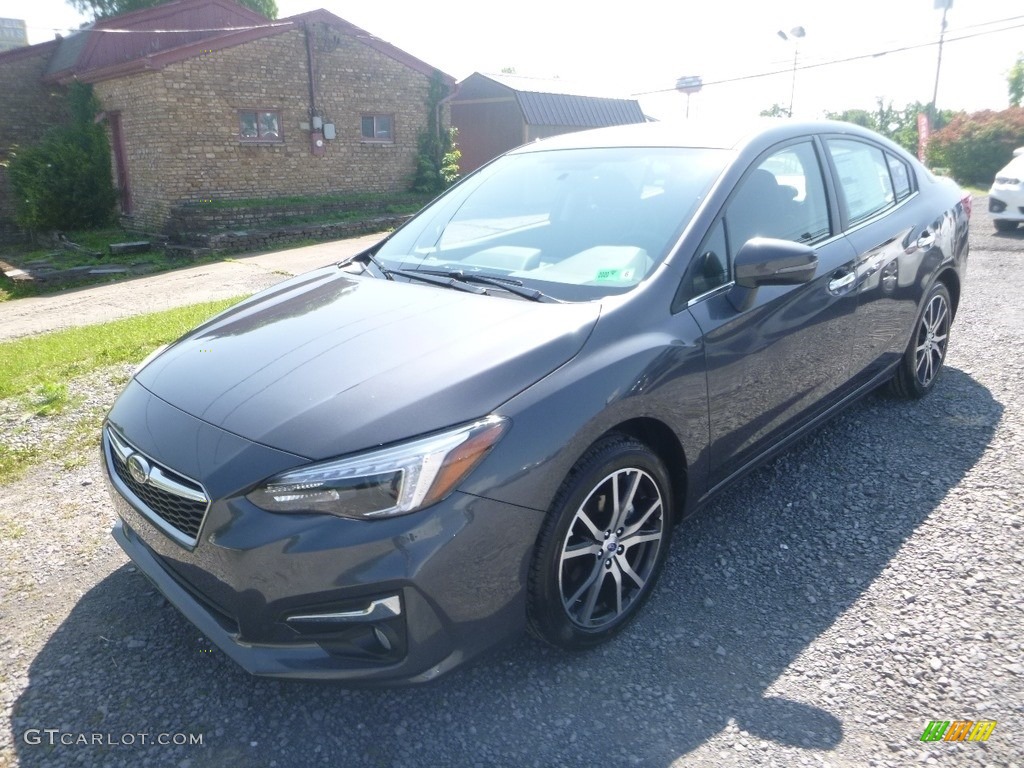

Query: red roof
[[35, 0, 453, 87]]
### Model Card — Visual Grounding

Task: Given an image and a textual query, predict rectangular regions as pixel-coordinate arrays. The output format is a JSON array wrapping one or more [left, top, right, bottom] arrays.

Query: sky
[[6, 0, 1023, 122]]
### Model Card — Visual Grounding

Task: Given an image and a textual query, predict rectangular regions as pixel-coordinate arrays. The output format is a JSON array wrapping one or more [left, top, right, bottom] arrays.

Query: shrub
[[7, 83, 118, 233], [926, 107, 1024, 186], [410, 72, 460, 194]]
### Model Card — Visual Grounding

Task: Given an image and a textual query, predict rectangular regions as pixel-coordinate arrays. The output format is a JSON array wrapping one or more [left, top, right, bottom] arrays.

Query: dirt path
[[0, 233, 385, 342]]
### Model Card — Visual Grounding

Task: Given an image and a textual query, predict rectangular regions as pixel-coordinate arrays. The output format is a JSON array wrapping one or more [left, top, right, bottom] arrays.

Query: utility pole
[[931, 0, 953, 124], [777, 27, 806, 117]]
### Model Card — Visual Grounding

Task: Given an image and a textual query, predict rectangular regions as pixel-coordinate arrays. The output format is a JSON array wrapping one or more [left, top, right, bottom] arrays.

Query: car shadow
[[10, 368, 1000, 767]]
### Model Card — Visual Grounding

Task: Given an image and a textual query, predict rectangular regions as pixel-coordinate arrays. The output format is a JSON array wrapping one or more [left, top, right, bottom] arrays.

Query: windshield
[[375, 146, 730, 301]]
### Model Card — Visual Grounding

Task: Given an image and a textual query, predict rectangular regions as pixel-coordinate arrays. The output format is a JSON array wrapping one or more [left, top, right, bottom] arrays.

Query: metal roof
[[479, 72, 629, 99], [45, 25, 92, 78], [461, 72, 646, 128], [515, 91, 645, 128]]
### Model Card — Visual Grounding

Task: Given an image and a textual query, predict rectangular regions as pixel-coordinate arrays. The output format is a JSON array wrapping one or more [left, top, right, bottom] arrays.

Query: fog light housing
[[284, 594, 406, 662]]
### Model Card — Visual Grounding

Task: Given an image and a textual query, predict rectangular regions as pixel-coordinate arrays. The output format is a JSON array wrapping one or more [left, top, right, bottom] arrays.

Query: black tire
[[994, 220, 1018, 233], [527, 435, 672, 650], [889, 281, 952, 399]]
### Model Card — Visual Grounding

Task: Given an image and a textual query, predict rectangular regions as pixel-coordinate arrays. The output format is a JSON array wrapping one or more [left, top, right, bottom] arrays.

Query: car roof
[[509, 118, 905, 155]]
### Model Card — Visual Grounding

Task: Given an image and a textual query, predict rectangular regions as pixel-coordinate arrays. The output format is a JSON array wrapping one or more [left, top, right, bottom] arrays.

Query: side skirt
[[683, 360, 901, 520]]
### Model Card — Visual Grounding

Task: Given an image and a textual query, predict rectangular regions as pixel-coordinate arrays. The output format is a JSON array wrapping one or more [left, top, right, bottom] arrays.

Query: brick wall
[[94, 23, 441, 232], [0, 42, 69, 235]]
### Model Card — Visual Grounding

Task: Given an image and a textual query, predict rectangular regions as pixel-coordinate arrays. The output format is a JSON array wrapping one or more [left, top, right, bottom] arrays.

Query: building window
[[239, 110, 282, 142], [361, 115, 393, 142]]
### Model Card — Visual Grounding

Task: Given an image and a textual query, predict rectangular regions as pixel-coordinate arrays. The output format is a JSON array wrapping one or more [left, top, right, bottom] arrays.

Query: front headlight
[[246, 416, 509, 519]]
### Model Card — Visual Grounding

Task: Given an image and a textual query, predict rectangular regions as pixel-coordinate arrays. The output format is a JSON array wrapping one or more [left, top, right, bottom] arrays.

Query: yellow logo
[[920, 720, 996, 742]]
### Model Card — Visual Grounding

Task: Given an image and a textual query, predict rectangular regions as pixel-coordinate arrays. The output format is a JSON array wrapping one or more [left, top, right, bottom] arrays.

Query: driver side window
[[725, 141, 831, 252], [679, 141, 832, 306]]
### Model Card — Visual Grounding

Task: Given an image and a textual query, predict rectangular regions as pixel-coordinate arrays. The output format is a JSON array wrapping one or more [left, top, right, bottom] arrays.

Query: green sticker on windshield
[[596, 268, 635, 282]]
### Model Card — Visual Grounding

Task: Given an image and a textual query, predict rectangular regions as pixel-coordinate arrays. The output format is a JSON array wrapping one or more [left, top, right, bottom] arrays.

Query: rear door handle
[[828, 271, 855, 292]]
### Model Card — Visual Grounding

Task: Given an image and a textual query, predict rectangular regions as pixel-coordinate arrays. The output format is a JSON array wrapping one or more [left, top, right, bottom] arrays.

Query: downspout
[[303, 20, 318, 121], [436, 81, 459, 143]]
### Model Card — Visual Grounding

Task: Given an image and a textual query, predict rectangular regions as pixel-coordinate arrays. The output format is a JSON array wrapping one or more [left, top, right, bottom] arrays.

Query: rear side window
[[886, 153, 913, 201], [827, 139, 895, 225]]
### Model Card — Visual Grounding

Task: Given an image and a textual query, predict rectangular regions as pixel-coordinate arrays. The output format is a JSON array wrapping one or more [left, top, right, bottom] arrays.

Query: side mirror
[[734, 237, 818, 288], [729, 238, 818, 311]]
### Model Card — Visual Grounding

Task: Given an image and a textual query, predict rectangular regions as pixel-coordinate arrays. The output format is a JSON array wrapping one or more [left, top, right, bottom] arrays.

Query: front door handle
[[828, 271, 855, 292]]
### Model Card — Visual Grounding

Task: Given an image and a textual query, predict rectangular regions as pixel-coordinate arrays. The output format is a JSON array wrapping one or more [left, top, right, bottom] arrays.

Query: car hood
[[135, 267, 600, 460]]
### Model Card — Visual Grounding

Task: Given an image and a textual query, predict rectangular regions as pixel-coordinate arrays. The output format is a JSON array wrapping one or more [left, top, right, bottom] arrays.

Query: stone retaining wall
[[165, 195, 425, 236], [179, 213, 411, 252]]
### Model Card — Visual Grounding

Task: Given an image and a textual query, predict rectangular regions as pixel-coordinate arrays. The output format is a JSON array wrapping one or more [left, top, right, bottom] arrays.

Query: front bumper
[[989, 190, 1024, 222], [102, 385, 545, 684]]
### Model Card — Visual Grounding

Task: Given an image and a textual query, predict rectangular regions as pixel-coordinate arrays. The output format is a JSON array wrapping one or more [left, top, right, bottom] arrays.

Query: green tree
[[7, 83, 118, 234], [826, 99, 954, 156], [926, 107, 1024, 185], [826, 108, 875, 129], [411, 72, 460, 193], [760, 103, 790, 118], [69, 0, 277, 20], [1009, 54, 1024, 108]]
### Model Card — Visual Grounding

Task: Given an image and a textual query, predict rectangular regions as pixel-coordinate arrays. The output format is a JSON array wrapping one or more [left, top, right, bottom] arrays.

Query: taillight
[[961, 193, 972, 220]]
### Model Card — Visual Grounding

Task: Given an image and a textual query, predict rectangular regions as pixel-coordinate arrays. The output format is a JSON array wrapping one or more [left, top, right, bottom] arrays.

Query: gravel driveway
[[1, 202, 1021, 768]]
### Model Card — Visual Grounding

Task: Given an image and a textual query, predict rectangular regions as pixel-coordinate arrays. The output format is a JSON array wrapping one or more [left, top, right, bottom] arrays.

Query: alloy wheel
[[915, 292, 950, 388], [557, 467, 665, 630]]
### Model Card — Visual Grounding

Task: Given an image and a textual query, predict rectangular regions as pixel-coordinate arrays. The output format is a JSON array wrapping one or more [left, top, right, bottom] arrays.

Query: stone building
[[0, 0, 454, 234]]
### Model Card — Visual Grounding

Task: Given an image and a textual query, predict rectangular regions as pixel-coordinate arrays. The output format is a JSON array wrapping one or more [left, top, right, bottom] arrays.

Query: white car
[[989, 148, 1024, 232]]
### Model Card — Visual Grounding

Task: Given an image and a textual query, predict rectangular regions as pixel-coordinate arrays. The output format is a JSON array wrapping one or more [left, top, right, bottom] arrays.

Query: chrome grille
[[106, 426, 210, 547]]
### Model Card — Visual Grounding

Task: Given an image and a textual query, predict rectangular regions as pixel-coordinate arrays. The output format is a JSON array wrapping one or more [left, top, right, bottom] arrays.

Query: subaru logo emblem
[[126, 453, 151, 485]]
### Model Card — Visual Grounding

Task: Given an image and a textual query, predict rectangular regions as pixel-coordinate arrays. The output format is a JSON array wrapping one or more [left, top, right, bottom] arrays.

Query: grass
[[0, 296, 247, 484], [29, 381, 70, 416], [0, 281, 33, 302], [1, 227, 146, 268], [0, 227, 218, 303], [0, 296, 245, 401], [0, 444, 40, 487]]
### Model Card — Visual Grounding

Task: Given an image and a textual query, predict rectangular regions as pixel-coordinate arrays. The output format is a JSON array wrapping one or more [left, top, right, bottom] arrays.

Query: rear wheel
[[890, 281, 952, 399], [994, 219, 1018, 233], [527, 436, 671, 649]]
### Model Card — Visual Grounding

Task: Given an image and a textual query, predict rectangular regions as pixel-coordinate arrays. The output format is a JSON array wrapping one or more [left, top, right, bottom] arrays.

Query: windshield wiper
[[383, 267, 489, 294], [413, 269, 559, 303], [352, 251, 393, 280]]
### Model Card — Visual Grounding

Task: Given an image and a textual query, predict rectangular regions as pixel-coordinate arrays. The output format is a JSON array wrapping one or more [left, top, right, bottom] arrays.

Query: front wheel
[[527, 436, 672, 650], [994, 219, 1018, 233], [890, 281, 952, 399]]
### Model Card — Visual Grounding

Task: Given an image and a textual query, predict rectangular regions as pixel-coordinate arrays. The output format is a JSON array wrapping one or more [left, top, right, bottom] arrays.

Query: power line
[[25, 22, 292, 35], [631, 18, 1024, 97]]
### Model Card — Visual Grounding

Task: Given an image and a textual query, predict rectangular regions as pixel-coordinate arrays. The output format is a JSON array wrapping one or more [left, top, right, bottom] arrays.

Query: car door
[[681, 138, 861, 491], [822, 137, 931, 385]]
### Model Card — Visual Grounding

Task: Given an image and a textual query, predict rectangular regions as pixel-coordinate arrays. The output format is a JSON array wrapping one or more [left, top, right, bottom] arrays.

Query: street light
[[777, 26, 806, 117]]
